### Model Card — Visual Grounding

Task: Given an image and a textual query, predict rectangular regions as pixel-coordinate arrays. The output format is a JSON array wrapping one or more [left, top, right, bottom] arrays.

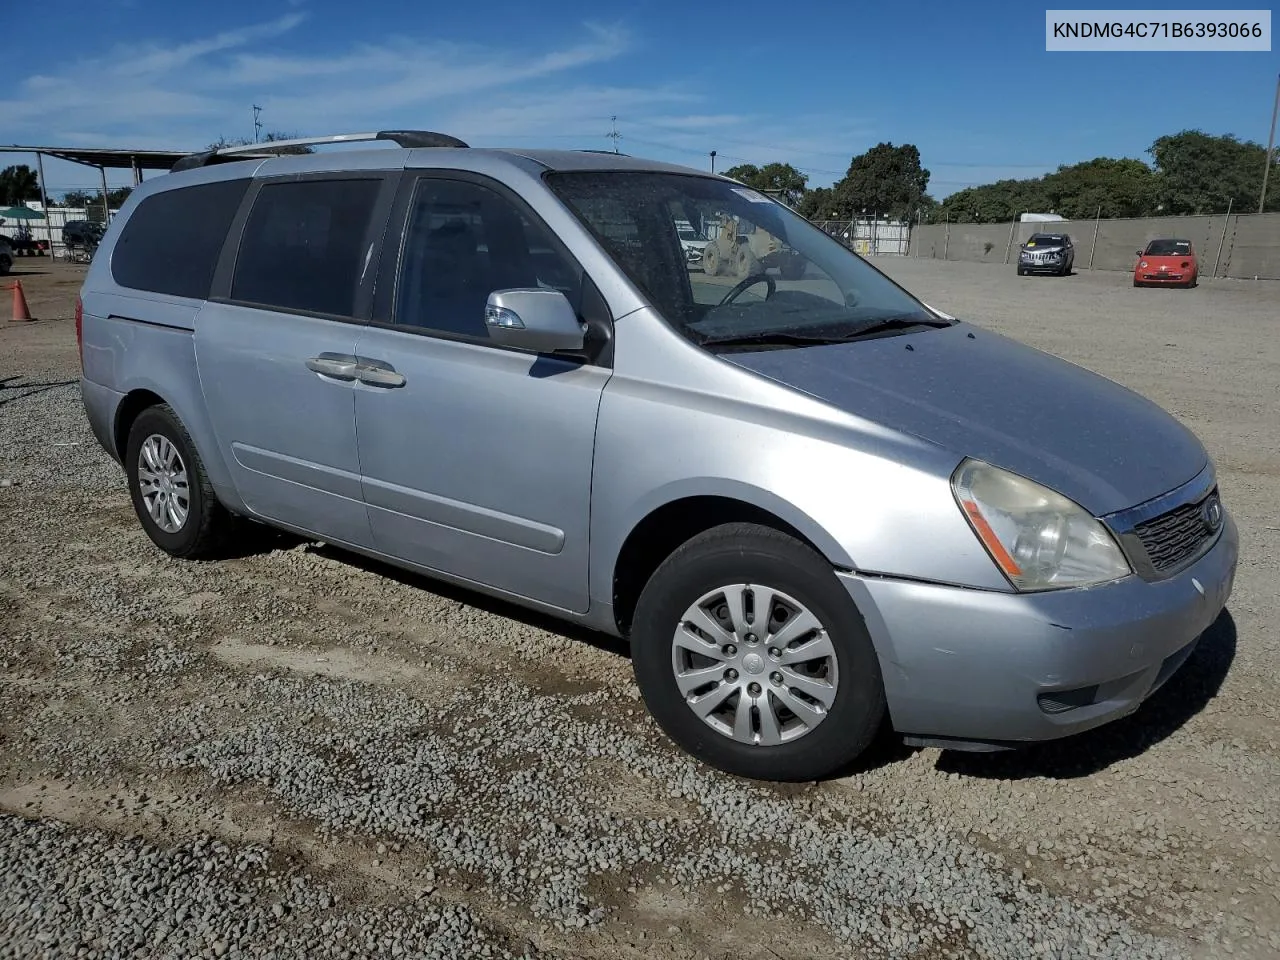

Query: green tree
[[834, 143, 930, 221], [0, 165, 40, 205], [1044, 158, 1159, 219], [62, 187, 132, 214], [722, 162, 809, 208], [1148, 129, 1277, 213], [797, 186, 837, 220]]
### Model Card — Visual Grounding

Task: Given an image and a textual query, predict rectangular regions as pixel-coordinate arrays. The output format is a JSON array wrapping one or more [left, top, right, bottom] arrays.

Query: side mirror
[[1136, 249, 1143, 256], [485, 289, 586, 354]]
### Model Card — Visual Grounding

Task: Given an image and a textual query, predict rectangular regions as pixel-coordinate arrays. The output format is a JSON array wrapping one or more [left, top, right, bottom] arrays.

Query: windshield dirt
[[545, 171, 942, 347]]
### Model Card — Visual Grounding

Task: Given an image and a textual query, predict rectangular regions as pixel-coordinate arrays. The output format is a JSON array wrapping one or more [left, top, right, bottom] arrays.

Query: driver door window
[[393, 179, 579, 340]]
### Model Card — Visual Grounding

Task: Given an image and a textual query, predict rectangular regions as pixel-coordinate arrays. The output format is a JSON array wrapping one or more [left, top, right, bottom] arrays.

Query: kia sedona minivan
[[77, 131, 1237, 781]]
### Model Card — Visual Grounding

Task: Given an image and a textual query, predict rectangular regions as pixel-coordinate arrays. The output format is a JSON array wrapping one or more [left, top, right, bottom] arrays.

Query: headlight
[[952, 459, 1131, 591], [1139, 260, 1148, 268]]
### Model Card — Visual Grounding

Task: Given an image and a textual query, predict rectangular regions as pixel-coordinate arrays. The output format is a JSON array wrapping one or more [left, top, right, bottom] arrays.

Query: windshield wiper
[[699, 315, 952, 349], [697, 331, 858, 348], [841, 315, 953, 337]]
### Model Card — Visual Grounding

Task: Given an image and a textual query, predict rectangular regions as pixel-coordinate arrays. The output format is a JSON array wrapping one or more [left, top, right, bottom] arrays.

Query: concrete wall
[[908, 212, 1280, 280]]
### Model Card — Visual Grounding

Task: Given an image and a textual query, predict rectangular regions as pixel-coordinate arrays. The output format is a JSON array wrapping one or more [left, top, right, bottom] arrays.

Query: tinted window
[[394, 179, 580, 338], [112, 179, 249, 298], [1028, 234, 1067, 245], [232, 178, 381, 317]]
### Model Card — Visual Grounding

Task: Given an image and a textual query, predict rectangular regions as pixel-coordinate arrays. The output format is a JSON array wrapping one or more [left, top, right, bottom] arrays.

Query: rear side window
[[111, 179, 249, 299], [232, 178, 382, 318]]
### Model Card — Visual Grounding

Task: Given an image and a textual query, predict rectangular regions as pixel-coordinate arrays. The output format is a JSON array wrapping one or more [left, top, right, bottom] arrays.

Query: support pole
[[1259, 72, 1279, 214], [1088, 206, 1101, 269], [1004, 214, 1018, 263], [943, 216, 950, 260], [99, 166, 111, 224], [34, 152, 51, 250], [1212, 198, 1233, 280]]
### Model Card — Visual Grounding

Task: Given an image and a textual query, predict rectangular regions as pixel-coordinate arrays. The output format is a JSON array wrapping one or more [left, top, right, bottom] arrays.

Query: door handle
[[354, 362, 406, 388], [305, 356, 358, 380]]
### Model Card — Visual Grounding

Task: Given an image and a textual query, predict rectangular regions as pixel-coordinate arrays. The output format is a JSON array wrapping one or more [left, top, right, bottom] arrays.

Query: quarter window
[[231, 178, 382, 317], [111, 178, 250, 299], [394, 179, 580, 339]]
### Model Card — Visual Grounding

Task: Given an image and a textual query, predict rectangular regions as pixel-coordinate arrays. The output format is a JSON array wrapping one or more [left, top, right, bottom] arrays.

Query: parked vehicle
[[1016, 233, 1075, 276], [702, 211, 807, 280], [0, 236, 12, 275], [1134, 238, 1198, 288], [77, 131, 1237, 782], [674, 219, 706, 267], [62, 220, 106, 248]]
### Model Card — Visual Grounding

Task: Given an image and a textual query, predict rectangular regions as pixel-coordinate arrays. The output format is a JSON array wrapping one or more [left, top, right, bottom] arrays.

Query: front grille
[[1143, 273, 1182, 280], [1132, 489, 1218, 573]]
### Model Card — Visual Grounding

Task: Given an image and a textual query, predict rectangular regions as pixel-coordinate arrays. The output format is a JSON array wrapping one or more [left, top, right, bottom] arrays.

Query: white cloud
[[1, 14, 878, 191]]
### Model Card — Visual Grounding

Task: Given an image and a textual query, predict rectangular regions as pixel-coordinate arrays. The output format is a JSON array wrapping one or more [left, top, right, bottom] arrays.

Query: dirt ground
[[1, 258, 1278, 959]]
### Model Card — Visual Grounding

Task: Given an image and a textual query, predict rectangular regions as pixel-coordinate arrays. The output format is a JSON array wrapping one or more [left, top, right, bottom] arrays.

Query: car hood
[[1022, 245, 1064, 253], [724, 323, 1208, 516], [1140, 254, 1193, 264]]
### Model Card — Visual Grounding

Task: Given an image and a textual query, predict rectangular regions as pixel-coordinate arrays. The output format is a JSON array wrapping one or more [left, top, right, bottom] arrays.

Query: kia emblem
[[1201, 495, 1223, 533]]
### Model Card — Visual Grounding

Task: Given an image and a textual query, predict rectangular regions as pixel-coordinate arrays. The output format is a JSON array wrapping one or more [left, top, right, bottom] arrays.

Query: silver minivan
[[77, 131, 1237, 781]]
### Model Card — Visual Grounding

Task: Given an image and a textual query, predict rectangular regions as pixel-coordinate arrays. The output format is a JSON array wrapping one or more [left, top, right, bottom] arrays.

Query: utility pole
[[710, 150, 716, 173], [606, 116, 622, 154], [253, 104, 264, 144], [1259, 73, 1280, 214]]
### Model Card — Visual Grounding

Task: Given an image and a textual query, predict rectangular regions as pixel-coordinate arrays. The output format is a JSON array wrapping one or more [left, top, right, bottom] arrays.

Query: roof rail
[[170, 129, 468, 172]]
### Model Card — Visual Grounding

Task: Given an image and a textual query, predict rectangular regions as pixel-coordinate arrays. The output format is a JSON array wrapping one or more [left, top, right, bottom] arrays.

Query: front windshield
[[1144, 239, 1191, 256], [545, 171, 940, 345], [1027, 234, 1065, 246]]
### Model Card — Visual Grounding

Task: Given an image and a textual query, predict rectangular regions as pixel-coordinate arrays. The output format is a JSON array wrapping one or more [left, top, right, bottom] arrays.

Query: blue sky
[[3, 0, 1276, 199]]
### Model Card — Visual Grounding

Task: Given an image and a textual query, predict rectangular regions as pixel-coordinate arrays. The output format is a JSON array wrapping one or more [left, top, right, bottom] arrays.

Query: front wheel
[[630, 523, 886, 781]]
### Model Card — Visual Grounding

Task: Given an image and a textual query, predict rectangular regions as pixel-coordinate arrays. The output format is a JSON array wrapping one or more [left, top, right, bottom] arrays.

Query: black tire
[[125, 403, 236, 560], [630, 522, 886, 782], [779, 257, 805, 281], [702, 243, 720, 277], [1016, 267, 1027, 276], [0, 255, 11, 276], [1133, 278, 1142, 288]]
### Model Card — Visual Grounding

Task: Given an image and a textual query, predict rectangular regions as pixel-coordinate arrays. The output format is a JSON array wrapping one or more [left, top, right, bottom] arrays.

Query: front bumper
[[840, 512, 1238, 746], [1135, 272, 1190, 284], [1019, 258, 1065, 273]]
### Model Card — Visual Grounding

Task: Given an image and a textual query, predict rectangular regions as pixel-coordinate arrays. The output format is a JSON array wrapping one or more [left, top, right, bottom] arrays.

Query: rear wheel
[[125, 404, 236, 560], [735, 247, 760, 280], [630, 523, 886, 781], [0, 254, 11, 275]]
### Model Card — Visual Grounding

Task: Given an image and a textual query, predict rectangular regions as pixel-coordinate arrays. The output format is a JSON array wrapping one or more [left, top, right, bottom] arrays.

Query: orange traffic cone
[[10, 280, 32, 321]]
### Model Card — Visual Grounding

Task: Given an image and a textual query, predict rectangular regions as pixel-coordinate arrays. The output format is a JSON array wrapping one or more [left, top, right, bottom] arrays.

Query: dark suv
[[62, 220, 106, 248], [1017, 232, 1074, 276]]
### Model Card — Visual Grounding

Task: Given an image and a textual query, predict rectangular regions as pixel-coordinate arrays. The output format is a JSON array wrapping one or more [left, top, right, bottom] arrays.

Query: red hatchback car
[[1133, 238, 1198, 288]]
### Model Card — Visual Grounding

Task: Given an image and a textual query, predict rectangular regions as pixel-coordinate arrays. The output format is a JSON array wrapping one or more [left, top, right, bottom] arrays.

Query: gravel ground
[[1, 260, 1278, 959]]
